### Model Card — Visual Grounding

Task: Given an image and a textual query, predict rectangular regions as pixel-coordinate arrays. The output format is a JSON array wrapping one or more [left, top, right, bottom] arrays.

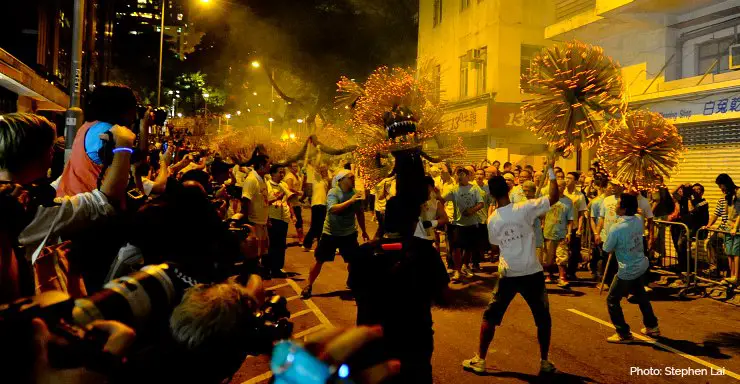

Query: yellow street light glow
[[268, 117, 275, 122], [225, 114, 231, 119], [251, 61, 261, 69], [289, 133, 296, 140], [247, 109, 251, 112], [177, 113, 183, 117], [202, 93, 210, 99], [236, 110, 241, 116], [252, 92, 257, 96], [296, 119, 304, 123], [200, 0, 210, 3]]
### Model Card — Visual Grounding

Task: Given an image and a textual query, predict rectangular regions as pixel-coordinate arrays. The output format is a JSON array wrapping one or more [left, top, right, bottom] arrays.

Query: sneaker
[[644, 286, 653, 293], [595, 283, 609, 290], [539, 360, 557, 374], [301, 286, 312, 299], [557, 280, 570, 289], [641, 326, 660, 337], [452, 271, 463, 282], [655, 276, 671, 286], [722, 276, 738, 285], [607, 333, 635, 344], [669, 279, 686, 288], [462, 354, 486, 374], [544, 276, 554, 284], [461, 265, 475, 278]]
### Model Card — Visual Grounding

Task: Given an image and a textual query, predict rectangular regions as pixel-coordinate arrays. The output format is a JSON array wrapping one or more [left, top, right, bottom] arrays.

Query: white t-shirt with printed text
[[488, 197, 551, 277]]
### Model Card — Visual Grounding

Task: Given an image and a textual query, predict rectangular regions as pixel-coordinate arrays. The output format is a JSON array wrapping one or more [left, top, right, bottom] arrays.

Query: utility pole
[[157, 0, 166, 106], [63, 0, 85, 163]]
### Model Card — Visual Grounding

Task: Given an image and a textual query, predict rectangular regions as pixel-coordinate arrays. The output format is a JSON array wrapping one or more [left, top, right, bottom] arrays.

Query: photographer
[[1, 113, 134, 300], [56, 84, 144, 199]]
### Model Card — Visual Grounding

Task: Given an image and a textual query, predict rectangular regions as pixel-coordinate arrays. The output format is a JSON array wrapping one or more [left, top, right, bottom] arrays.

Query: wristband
[[112, 147, 134, 155], [548, 168, 556, 181]]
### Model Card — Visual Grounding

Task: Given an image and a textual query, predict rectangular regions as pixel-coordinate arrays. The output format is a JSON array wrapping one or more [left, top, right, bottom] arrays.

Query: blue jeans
[[607, 273, 658, 337]]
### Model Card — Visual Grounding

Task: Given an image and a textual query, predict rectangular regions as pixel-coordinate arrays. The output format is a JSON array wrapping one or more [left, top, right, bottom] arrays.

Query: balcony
[[545, 0, 719, 39], [631, 67, 740, 103]]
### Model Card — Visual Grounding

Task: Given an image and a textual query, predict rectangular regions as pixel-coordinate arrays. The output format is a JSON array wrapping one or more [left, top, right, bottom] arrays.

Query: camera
[[246, 295, 294, 355], [136, 104, 168, 126]]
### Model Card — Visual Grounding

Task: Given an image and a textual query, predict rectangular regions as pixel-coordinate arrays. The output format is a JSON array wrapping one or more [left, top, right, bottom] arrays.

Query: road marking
[[286, 295, 300, 302], [567, 308, 740, 380], [285, 278, 334, 326], [293, 324, 328, 339], [290, 308, 314, 319], [241, 371, 272, 384], [266, 282, 290, 291]]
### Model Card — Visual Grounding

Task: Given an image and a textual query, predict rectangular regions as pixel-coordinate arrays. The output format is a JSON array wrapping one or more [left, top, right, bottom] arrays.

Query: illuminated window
[[177, 13, 183, 21]]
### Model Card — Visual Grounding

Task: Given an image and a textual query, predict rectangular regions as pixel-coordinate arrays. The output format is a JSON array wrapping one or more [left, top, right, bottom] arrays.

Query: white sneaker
[[540, 360, 557, 374], [452, 271, 462, 282], [462, 354, 486, 373], [461, 265, 475, 278], [641, 326, 660, 337]]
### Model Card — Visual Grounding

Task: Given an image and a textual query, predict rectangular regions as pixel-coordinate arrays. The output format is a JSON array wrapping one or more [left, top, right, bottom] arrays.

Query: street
[[230, 211, 740, 384]]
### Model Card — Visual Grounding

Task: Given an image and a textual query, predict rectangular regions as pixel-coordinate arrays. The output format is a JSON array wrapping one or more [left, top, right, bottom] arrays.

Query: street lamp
[[251, 61, 261, 69], [177, 112, 183, 118], [289, 133, 296, 140], [296, 119, 304, 124], [268, 117, 274, 135], [253, 92, 258, 96], [236, 110, 241, 116], [225, 113, 232, 119]]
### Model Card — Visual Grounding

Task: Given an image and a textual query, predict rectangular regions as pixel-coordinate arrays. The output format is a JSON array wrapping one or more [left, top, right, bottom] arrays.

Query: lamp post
[[157, 0, 166, 106], [268, 117, 274, 135]]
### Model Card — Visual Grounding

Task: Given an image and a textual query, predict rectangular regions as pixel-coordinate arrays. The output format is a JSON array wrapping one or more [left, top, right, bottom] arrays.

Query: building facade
[[418, 0, 588, 171], [0, 0, 114, 122], [547, 0, 740, 206]]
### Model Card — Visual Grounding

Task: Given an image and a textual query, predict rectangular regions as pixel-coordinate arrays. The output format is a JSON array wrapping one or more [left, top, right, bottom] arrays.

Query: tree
[[188, 0, 419, 128]]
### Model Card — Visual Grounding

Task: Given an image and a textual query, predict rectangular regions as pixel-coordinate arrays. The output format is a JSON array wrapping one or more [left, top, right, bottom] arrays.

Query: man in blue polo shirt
[[603, 194, 660, 344]]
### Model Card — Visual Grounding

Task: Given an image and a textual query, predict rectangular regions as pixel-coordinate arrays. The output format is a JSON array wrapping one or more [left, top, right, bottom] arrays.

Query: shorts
[[450, 225, 479, 251], [543, 239, 569, 267], [250, 223, 269, 257], [483, 271, 551, 328], [725, 235, 740, 257], [315, 233, 360, 263]]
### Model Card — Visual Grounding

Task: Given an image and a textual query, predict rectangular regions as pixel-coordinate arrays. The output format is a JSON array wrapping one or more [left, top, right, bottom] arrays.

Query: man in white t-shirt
[[241, 154, 271, 267], [564, 171, 588, 280], [284, 161, 306, 242], [303, 164, 330, 251], [462, 157, 559, 376]]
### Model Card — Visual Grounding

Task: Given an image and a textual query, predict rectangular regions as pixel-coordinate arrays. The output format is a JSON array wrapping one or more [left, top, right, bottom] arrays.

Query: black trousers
[[567, 229, 582, 277], [607, 273, 658, 337], [292, 206, 303, 230], [267, 218, 288, 272], [303, 205, 326, 249]]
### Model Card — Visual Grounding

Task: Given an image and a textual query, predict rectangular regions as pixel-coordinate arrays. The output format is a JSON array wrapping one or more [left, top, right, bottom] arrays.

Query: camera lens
[[72, 264, 178, 328]]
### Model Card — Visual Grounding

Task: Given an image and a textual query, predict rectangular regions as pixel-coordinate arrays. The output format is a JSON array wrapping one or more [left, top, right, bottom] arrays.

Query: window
[[433, 64, 441, 103], [460, 0, 471, 11], [520, 44, 544, 90], [475, 47, 487, 95], [177, 13, 183, 21], [433, 0, 443, 27], [697, 37, 735, 76], [459, 56, 469, 98]]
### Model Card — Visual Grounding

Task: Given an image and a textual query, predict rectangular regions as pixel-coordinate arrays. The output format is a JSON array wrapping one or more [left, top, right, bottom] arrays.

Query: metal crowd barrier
[[650, 220, 695, 297], [690, 227, 740, 297]]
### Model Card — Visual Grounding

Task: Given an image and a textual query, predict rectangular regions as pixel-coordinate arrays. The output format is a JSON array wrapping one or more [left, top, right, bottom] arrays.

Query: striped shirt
[[715, 198, 729, 230]]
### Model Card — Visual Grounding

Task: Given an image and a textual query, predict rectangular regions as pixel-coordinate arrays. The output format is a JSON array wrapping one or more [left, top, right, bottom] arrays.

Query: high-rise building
[[0, 0, 114, 119]]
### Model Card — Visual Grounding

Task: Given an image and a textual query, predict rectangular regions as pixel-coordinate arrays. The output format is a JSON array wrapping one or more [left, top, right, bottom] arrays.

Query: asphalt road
[[230, 211, 740, 384]]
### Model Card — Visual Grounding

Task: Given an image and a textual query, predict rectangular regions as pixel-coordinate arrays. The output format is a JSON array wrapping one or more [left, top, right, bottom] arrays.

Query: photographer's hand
[[109, 125, 136, 149], [31, 319, 105, 384], [303, 326, 400, 384], [85, 320, 136, 357]]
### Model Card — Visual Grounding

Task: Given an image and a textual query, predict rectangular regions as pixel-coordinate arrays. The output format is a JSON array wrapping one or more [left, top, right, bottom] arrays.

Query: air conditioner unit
[[731, 44, 740, 70]]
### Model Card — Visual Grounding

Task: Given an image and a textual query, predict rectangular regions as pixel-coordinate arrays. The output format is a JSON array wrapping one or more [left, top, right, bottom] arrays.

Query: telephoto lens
[[72, 264, 185, 329]]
